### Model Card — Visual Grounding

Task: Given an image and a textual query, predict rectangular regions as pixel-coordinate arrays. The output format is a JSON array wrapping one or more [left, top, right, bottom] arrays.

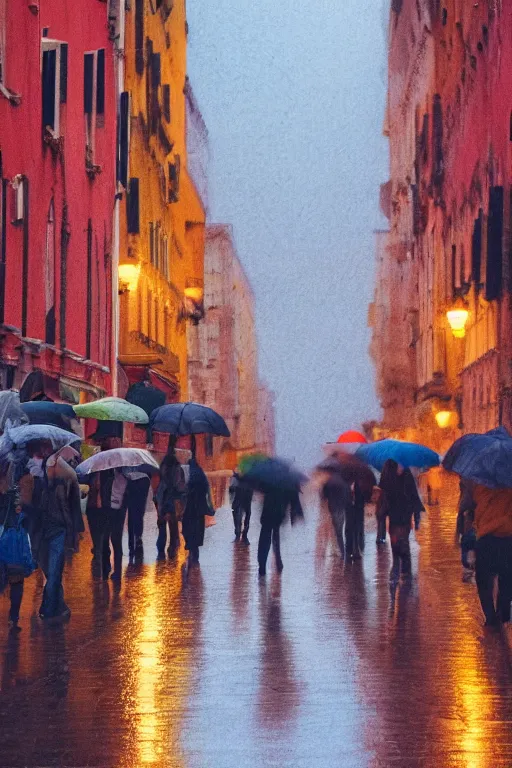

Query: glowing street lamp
[[446, 304, 469, 338], [118, 264, 141, 292], [435, 410, 454, 429]]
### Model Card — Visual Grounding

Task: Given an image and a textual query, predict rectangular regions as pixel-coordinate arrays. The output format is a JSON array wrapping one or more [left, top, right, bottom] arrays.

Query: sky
[[187, 0, 389, 467]]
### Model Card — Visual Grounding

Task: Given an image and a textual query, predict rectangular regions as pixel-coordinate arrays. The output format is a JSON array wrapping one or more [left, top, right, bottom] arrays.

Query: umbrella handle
[[167, 434, 177, 455], [191, 434, 196, 459]]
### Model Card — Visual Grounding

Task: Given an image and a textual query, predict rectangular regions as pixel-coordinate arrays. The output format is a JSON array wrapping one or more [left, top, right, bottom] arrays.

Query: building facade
[[117, 0, 205, 407], [188, 224, 272, 471], [0, 0, 117, 402], [371, 1, 512, 451]]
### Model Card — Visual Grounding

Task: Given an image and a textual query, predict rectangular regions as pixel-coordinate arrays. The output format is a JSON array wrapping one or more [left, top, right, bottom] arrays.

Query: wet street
[[1, 480, 512, 768]]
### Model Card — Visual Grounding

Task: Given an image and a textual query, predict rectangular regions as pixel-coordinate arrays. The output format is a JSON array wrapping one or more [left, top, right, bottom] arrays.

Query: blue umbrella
[[150, 402, 230, 437], [442, 427, 512, 488], [21, 401, 78, 431], [356, 440, 440, 471]]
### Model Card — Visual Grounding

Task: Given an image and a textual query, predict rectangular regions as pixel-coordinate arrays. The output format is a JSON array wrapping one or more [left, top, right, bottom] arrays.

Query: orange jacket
[[473, 485, 512, 539]]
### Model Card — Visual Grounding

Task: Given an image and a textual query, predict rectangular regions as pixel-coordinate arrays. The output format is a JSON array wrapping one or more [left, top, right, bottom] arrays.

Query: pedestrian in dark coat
[[321, 473, 352, 558], [230, 471, 253, 544], [182, 458, 212, 565], [377, 459, 424, 580], [258, 487, 303, 576], [156, 451, 186, 557]]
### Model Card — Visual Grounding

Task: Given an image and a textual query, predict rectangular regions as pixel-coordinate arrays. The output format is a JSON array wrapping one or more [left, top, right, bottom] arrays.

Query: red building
[[0, 0, 117, 402]]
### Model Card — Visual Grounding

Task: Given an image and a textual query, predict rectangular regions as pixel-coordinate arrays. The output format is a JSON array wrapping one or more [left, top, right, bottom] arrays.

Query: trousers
[[475, 534, 512, 624], [258, 523, 282, 574]]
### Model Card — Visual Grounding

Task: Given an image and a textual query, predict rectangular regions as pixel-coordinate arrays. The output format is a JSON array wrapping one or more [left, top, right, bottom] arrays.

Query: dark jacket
[[182, 460, 211, 549], [156, 456, 186, 516], [261, 488, 298, 528], [378, 469, 424, 529], [86, 469, 116, 511]]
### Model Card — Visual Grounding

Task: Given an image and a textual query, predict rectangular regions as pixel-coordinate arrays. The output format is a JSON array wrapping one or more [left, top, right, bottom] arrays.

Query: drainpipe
[[111, 1, 125, 397]]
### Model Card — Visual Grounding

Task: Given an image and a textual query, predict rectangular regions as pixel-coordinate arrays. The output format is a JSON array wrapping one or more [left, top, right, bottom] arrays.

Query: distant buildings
[[370, 1, 512, 451], [188, 225, 275, 470]]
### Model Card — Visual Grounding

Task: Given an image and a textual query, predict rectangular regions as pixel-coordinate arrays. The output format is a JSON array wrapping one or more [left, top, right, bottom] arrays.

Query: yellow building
[[117, 0, 206, 403]]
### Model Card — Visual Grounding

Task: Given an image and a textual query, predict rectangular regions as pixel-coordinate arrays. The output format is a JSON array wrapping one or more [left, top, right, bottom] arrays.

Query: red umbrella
[[337, 430, 368, 444]]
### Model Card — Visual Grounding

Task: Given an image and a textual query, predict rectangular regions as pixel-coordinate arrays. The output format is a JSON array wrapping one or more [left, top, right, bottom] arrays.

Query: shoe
[[376, 538, 386, 545], [135, 537, 144, 552], [8, 619, 21, 633], [234, 533, 241, 542], [241, 534, 250, 545], [110, 571, 121, 582], [258, 567, 266, 577]]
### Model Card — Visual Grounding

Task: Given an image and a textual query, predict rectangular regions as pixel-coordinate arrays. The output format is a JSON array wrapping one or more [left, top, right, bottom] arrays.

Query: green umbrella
[[73, 397, 149, 424], [238, 453, 268, 476]]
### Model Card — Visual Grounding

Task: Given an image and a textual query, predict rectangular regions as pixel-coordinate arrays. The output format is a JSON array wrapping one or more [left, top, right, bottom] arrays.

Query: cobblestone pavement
[[1, 478, 512, 768]]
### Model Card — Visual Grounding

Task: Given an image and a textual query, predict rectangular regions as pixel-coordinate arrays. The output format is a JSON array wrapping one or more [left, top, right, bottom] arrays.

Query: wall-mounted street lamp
[[435, 410, 456, 429], [118, 264, 141, 293], [446, 300, 469, 338]]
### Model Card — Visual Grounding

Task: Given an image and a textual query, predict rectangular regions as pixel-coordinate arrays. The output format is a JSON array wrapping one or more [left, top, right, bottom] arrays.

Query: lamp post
[[446, 302, 469, 338]]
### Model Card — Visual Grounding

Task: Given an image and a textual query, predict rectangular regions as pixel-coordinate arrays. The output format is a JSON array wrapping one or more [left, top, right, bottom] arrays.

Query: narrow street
[[1, 480, 512, 768]]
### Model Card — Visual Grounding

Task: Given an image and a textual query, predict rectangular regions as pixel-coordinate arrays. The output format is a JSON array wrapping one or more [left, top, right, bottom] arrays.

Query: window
[[168, 155, 180, 203], [486, 186, 504, 301], [162, 84, 171, 122], [45, 201, 56, 344], [149, 52, 161, 135], [42, 40, 68, 137], [135, 0, 144, 75], [127, 178, 140, 233], [84, 49, 105, 170], [117, 91, 130, 187], [149, 222, 155, 265], [472, 209, 483, 284]]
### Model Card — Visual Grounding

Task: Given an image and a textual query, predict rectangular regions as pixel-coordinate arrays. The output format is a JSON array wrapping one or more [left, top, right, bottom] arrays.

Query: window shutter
[[84, 53, 94, 114], [471, 209, 482, 284], [96, 48, 105, 115], [162, 84, 170, 122], [168, 155, 180, 203], [60, 43, 68, 104], [151, 53, 161, 87], [42, 49, 56, 130], [117, 91, 130, 186], [127, 178, 140, 234], [135, 0, 144, 75], [486, 186, 504, 301], [149, 222, 155, 264]]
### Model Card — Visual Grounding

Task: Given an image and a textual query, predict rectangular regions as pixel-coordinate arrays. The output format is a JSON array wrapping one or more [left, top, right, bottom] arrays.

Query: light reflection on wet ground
[[1, 479, 512, 767]]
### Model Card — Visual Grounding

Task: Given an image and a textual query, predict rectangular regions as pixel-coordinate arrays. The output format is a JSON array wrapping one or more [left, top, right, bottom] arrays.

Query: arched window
[[45, 200, 56, 344]]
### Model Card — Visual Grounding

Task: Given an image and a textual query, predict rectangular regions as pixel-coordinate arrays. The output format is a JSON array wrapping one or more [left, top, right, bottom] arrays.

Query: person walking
[[321, 472, 352, 558], [123, 470, 151, 557], [459, 482, 512, 626], [181, 457, 212, 566], [377, 459, 424, 581], [258, 487, 303, 576], [20, 440, 82, 621], [156, 449, 187, 557], [230, 471, 253, 544], [0, 465, 34, 631]]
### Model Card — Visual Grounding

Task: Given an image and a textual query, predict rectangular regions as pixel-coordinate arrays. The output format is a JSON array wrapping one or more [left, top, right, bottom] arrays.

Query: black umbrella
[[242, 457, 308, 494], [20, 401, 78, 432], [149, 402, 230, 437]]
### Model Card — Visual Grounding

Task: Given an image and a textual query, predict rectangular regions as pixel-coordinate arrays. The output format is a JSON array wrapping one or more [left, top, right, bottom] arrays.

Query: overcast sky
[[187, 0, 389, 467]]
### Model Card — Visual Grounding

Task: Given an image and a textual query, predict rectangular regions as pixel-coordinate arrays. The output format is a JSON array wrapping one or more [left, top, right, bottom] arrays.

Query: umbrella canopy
[[5, 423, 81, 449], [337, 430, 368, 444], [356, 439, 439, 471], [76, 447, 159, 478], [73, 397, 148, 424], [0, 391, 28, 432], [242, 457, 308, 493], [149, 402, 230, 437], [21, 401, 79, 432], [237, 453, 268, 475], [316, 453, 376, 501], [442, 427, 512, 488], [125, 382, 166, 418]]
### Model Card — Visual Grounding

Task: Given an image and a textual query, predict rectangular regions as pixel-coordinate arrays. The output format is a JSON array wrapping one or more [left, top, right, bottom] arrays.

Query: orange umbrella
[[337, 430, 368, 444]]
